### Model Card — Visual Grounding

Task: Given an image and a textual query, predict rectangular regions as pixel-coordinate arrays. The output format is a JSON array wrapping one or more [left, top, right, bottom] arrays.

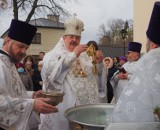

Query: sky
[[0, 0, 133, 43], [62, 0, 133, 43]]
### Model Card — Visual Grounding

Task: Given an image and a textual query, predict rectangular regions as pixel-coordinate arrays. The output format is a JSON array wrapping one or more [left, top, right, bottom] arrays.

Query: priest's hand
[[33, 98, 57, 114], [33, 90, 43, 99], [73, 45, 88, 56], [117, 72, 128, 79], [121, 72, 129, 79]]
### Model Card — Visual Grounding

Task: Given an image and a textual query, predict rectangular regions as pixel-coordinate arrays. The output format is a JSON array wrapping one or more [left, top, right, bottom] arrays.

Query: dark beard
[[9, 43, 26, 63], [10, 55, 20, 63], [10, 53, 26, 63]]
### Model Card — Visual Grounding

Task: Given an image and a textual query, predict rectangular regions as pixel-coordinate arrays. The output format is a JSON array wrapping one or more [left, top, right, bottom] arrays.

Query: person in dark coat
[[32, 60, 43, 91], [103, 57, 118, 103]]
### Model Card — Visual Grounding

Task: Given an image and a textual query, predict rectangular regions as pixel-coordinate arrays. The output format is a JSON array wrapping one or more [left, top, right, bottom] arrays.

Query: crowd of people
[[15, 52, 45, 92], [0, 1, 160, 130]]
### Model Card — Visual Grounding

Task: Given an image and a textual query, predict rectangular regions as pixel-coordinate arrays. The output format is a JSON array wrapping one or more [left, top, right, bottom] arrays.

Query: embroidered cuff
[[64, 52, 77, 67], [128, 74, 133, 80], [27, 91, 34, 99]]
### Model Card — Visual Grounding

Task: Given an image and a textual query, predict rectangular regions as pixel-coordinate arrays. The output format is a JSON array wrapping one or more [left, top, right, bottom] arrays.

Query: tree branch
[[13, 0, 18, 19], [26, 0, 38, 22]]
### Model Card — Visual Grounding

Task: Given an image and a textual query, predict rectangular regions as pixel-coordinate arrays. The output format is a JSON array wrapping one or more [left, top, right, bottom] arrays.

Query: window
[[32, 33, 41, 44]]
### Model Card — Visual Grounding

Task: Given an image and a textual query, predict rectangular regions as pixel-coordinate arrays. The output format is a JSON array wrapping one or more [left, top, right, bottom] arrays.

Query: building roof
[[1, 18, 64, 37], [29, 18, 64, 29], [99, 46, 128, 58]]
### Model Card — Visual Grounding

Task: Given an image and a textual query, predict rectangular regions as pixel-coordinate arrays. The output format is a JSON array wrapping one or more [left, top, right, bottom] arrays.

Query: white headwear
[[64, 17, 84, 37]]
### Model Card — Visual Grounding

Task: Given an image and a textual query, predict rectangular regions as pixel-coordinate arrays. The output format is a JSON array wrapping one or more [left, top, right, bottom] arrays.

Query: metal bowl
[[40, 91, 64, 106], [64, 103, 115, 130]]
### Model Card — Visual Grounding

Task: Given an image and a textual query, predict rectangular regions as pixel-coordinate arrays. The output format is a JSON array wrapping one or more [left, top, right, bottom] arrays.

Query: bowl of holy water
[[40, 91, 64, 106]]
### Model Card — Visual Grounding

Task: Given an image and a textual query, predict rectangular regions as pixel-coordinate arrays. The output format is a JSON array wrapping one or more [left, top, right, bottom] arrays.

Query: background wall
[[134, 0, 157, 53]]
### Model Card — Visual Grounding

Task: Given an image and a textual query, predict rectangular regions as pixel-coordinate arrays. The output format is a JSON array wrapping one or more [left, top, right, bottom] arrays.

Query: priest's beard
[[9, 44, 26, 63]]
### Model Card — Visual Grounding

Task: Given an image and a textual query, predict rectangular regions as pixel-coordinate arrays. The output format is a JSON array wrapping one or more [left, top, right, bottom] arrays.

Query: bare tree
[[98, 23, 112, 46], [107, 18, 124, 38], [98, 18, 133, 47], [98, 23, 107, 37], [0, 0, 73, 22]]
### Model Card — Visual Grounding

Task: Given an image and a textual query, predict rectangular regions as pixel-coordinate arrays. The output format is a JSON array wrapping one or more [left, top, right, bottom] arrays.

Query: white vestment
[[39, 38, 107, 130], [105, 122, 160, 130], [0, 50, 40, 130], [109, 48, 160, 125], [110, 61, 138, 103]]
